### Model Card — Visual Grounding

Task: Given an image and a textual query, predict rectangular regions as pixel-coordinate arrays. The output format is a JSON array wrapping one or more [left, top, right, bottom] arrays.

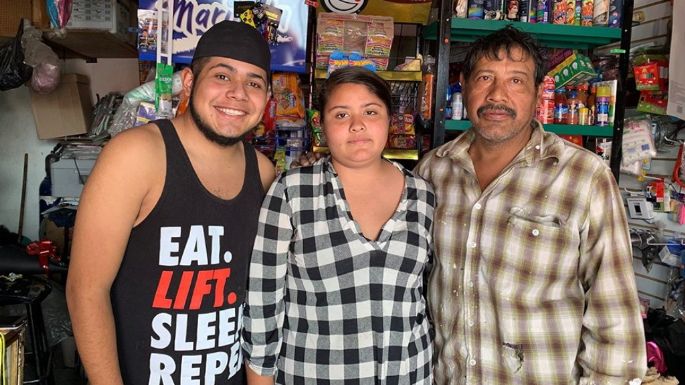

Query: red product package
[[634, 62, 661, 91]]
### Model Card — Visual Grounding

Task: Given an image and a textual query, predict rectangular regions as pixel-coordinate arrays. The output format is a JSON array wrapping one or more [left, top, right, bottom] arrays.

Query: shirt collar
[[435, 120, 564, 166]]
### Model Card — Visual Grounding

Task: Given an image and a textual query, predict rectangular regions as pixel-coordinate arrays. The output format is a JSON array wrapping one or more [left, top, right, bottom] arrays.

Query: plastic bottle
[[451, 86, 463, 120], [576, 83, 589, 108], [553, 88, 568, 124], [595, 84, 611, 126], [536, 75, 555, 123], [566, 89, 580, 125], [420, 55, 435, 120], [575, 83, 589, 124], [445, 86, 453, 119], [586, 83, 597, 125]]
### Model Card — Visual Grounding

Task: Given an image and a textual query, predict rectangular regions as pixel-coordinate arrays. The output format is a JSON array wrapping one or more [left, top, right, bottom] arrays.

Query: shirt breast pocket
[[503, 210, 577, 281]]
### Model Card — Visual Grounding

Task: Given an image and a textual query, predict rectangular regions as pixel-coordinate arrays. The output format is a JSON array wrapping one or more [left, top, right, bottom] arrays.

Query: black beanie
[[193, 20, 271, 79]]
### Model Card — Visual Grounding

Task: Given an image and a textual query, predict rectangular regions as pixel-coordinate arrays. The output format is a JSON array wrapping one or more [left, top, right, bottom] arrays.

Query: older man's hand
[[290, 151, 323, 168]]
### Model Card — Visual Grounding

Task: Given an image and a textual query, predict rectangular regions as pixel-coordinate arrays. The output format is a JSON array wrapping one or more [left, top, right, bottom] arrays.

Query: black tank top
[[111, 119, 264, 385]]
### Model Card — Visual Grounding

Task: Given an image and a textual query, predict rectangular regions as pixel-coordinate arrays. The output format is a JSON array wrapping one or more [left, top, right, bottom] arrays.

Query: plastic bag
[[0, 21, 33, 91], [47, 0, 73, 29], [109, 72, 183, 136], [21, 24, 61, 94]]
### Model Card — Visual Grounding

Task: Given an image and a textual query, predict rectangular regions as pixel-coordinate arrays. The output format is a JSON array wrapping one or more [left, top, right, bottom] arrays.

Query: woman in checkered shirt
[[242, 66, 435, 385]]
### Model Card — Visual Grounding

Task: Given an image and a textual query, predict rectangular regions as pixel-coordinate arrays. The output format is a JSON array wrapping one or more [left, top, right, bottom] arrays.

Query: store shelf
[[44, 29, 137, 59], [314, 69, 422, 82], [382, 148, 420, 160], [445, 119, 614, 137], [424, 18, 621, 49], [313, 146, 419, 160]]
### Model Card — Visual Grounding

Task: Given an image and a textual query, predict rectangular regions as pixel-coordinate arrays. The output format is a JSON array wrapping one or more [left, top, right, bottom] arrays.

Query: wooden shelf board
[[43, 29, 137, 59]]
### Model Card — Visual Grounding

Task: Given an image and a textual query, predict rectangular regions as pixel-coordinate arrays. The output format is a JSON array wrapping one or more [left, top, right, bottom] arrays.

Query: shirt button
[[535, 145, 540, 150], [469, 242, 477, 248], [469, 359, 477, 366], [474, 203, 482, 210], [468, 320, 474, 327], [468, 281, 474, 288], [531, 229, 540, 237]]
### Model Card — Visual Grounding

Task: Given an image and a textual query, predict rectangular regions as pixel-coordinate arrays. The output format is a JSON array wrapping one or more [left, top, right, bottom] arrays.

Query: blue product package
[[468, 0, 486, 19], [608, 0, 622, 27]]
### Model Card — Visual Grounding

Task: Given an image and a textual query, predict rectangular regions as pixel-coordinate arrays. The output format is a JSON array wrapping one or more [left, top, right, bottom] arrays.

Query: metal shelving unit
[[312, 69, 422, 161], [424, 0, 635, 181]]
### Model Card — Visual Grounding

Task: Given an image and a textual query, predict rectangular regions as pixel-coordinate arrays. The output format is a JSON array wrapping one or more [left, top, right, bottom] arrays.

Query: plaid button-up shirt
[[243, 158, 434, 385], [415, 123, 646, 385]]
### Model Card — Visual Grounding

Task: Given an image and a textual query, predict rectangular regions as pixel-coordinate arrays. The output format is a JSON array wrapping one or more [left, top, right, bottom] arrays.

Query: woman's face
[[323, 82, 390, 169]]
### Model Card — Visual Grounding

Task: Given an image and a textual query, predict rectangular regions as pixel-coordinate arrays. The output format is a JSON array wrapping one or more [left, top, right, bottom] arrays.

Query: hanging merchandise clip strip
[[155, 1, 174, 119]]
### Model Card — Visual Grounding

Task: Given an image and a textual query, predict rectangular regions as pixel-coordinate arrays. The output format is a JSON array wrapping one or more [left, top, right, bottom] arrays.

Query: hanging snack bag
[[262, 4, 283, 44], [272, 73, 305, 118], [308, 109, 326, 147]]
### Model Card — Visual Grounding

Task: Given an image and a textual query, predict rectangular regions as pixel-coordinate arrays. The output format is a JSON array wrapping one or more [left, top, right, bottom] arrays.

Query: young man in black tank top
[[66, 21, 276, 385]]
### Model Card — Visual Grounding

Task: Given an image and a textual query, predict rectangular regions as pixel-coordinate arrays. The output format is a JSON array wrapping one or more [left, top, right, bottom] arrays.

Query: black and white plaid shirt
[[243, 157, 435, 385]]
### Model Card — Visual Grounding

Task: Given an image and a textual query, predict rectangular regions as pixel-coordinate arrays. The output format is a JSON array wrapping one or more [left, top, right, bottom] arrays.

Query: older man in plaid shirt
[[415, 26, 647, 385]]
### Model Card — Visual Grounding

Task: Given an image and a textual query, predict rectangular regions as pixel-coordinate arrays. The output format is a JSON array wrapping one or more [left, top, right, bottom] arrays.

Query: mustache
[[477, 104, 516, 117]]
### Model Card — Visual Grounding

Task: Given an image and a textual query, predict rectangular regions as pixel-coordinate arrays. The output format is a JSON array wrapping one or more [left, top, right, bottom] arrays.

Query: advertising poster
[[138, 0, 309, 73]]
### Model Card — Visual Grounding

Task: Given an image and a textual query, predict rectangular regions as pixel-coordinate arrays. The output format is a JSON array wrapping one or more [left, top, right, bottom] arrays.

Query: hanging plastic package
[[0, 21, 33, 91], [155, 63, 174, 119], [109, 72, 184, 136], [21, 24, 62, 94], [46, 0, 73, 29]]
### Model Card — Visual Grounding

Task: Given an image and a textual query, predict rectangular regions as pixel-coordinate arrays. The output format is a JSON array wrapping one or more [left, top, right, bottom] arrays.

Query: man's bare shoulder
[[254, 149, 277, 191], [98, 124, 165, 173], [106, 123, 163, 155]]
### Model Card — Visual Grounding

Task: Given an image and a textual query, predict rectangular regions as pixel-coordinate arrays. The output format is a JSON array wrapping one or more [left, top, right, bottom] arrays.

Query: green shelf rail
[[424, 19, 621, 49], [444, 120, 614, 137]]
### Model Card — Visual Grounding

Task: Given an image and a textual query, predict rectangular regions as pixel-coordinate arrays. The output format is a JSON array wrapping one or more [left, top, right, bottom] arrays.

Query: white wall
[[0, 87, 57, 241], [63, 58, 140, 102], [617, 0, 676, 308], [0, 58, 139, 241]]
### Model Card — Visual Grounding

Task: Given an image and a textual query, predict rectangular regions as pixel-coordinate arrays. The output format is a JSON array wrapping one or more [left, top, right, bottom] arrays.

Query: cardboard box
[[0, 0, 49, 38], [30, 74, 93, 139], [65, 0, 136, 44], [549, 53, 596, 88]]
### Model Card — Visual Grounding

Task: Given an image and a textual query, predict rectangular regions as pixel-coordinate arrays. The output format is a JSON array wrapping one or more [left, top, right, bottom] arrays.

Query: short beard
[[188, 89, 247, 147]]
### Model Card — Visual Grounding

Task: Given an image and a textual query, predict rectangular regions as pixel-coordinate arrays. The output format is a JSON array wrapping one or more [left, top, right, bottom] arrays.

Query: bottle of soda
[[586, 83, 597, 126], [596, 84, 611, 127], [566, 89, 580, 125], [553, 88, 568, 124]]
